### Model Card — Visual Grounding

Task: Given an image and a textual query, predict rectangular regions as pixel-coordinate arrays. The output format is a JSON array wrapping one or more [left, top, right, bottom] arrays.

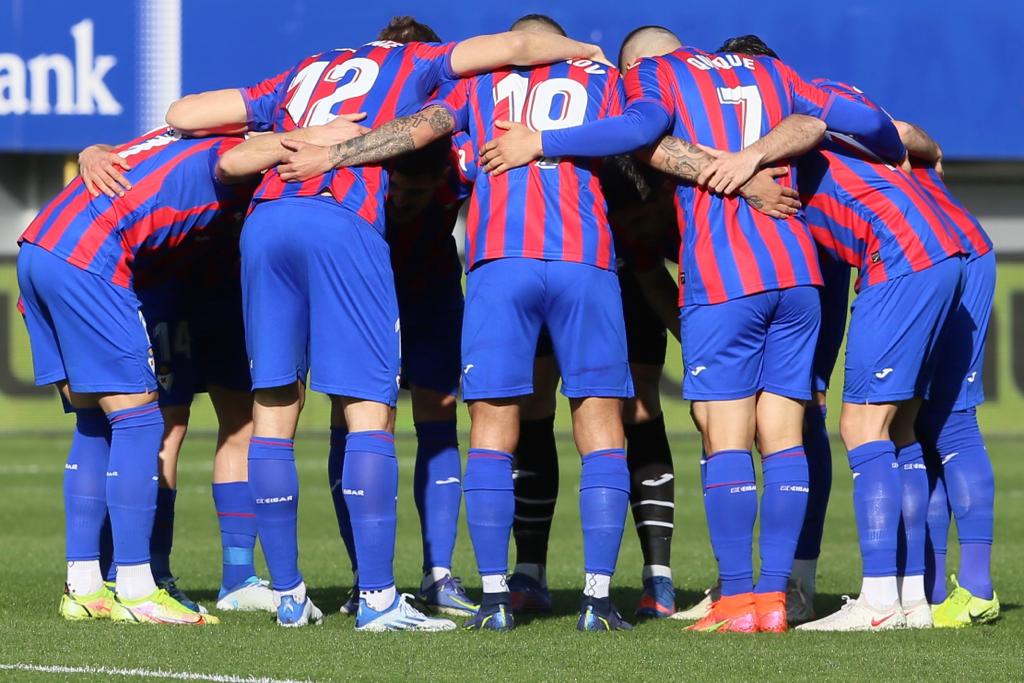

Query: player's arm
[[277, 106, 456, 182], [695, 114, 827, 194], [165, 89, 249, 136], [78, 144, 132, 198], [450, 31, 609, 76], [633, 264, 682, 342], [894, 119, 942, 172]]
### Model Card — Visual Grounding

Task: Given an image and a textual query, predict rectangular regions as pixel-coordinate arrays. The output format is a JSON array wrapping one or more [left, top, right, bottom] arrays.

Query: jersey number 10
[[493, 73, 589, 132]]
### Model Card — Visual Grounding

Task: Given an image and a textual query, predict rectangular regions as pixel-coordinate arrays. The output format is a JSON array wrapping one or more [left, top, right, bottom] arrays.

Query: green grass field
[[1, 431, 1022, 682]]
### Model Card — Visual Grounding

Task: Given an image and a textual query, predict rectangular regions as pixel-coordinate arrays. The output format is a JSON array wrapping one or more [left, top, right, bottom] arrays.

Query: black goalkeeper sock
[[625, 413, 675, 569], [511, 415, 559, 567]]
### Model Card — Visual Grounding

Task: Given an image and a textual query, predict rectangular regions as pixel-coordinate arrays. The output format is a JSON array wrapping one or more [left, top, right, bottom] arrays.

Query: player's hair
[[378, 16, 441, 43], [618, 25, 678, 70], [509, 14, 567, 36], [392, 138, 451, 177], [717, 34, 779, 59], [599, 155, 662, 212]]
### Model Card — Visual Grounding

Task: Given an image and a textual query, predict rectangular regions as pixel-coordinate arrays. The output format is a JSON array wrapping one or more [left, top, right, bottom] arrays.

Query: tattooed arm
[[277, 106, 455, 182]]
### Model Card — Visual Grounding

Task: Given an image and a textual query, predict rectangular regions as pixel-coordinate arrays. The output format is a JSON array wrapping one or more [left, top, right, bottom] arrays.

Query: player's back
[[435, 59, 622, 270], [243, 40, 457, 230], [910, 165, 992, 260], [21, 128, 250, 287]]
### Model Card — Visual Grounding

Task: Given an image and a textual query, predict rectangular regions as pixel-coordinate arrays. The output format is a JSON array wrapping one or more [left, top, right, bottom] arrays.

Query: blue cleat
[[276, 594, 324, 627], [419, 575, 479, 617], [578, 596, 633, 632], [156, 577, 207, 614], [355, 593, 456, 632], [508, 573, 552, 614], [635, 576, 676, 619], [464, 593, 515, 631]]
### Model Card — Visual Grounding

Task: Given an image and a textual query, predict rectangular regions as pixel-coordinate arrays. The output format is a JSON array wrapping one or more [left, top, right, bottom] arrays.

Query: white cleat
[[796, 595, 907, 632], [216, 576, 276, 613], [355, 593, 457, 632], [902, 599, 934, 629], [786, 577, 816, 624], [670, 584, 718, 621]]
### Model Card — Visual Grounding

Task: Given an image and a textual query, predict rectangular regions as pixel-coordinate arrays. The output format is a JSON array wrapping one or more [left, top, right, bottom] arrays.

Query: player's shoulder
[[812, 77, 879, 108]]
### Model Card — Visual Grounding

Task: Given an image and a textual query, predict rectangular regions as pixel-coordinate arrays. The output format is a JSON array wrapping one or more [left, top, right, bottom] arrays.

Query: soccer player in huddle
[[167, 15, 609, 630], [17, 127, 259, 626]]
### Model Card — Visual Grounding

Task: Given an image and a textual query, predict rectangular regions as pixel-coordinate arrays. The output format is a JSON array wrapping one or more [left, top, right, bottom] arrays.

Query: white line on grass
[[0, 663, 311, 683]]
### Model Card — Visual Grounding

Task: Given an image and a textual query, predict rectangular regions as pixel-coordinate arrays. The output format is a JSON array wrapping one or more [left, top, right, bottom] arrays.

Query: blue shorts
[[843, 256, 962, 404], [17, 243, 157, 394], [138, 282, 198, 407], [680, 286, 821, 401], [241, 198, 400, 405], [926, 251, 995, 410], [813, 258, 852, 393], [461, 258, 632, 400], [398, 278, 463, 396]]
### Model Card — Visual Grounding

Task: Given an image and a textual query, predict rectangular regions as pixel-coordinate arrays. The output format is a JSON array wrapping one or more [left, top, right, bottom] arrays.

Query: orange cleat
[[754, 591, 788, 632], [686, 592, 758, 633]]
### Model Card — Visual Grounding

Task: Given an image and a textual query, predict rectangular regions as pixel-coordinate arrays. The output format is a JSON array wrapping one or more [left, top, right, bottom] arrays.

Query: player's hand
[[738, 166, 801, 219], [478, 121, 543, 175], [78, 144, 132, 198], [303, 113, 370, 147], [698, 148, 765, 195], [589, 46, 615, 69], [278, 139, 333, 182]]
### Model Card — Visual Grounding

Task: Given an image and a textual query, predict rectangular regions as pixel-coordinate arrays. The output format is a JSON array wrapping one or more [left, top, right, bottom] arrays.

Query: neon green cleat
[[932, 575, 999, 628], [59, 583, 115, 621], [110, 588, 220, 626]]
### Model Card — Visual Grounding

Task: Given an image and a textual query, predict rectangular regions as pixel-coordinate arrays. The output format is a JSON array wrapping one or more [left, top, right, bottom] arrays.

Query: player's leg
[[546, 261, 633, 631], [509, 346, 560, 613], [326, 398, 359, 613]]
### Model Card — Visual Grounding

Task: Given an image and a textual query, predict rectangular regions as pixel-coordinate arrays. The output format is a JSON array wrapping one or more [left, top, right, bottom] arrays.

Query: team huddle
[[17, 13, 998, 633]]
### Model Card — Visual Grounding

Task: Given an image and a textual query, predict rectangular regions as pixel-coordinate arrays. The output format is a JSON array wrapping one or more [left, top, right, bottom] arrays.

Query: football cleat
[[578, 596, 633, 632], [59, 583, 114, 621], [507, 572, 552, 614], [276, 594, 324, 627], [339, 585, 359, 615], [670, 583, 719, 621], [419, 575, 479, 617], [356, 593, 456, 632], [932, 576, 1000, 628], [635, 576, 676, 619], [216, 576, 275, 613], [754, 591, 788, 633], [111, 589, 219, 625], [796, 595, 906, 632], [686, 592, 758, 633], [464, 593, 515, 631], [156, 576, 207, 614], [902, 598, 933, 629], [786, 577, 816, 624]]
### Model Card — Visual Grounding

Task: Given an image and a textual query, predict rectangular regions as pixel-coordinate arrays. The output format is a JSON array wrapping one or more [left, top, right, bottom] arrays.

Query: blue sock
[[579, 449, 630, 576], [924, 453, 950, 603], [704, 450, 757, 596], [150, 488, 176, 581], [463, 449, 514, 577], [923, 407, 994, 598], [327, 426, 357, 574], [895, 442, 928, 582], [105, 403, 162, 566], [64, 409, 111, 562], [343, 431, 398, 591], [796, 405, 831, 560], [212, 481, 258, 590], [248, 436, 301, 591], [413, 420, 461, 573], [848, 440, 900, 577], [758, 446, 809, 594]]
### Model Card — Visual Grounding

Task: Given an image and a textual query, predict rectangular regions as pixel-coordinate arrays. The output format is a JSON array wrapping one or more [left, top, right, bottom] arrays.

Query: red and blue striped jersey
[[625, 47, 833, 305], [239, 41, 457, 233], [429, 59, 623, 271], [798, 80, 962, 290], [20, 128, 253, 289], [911, 166, 992, 261], [386, 133, 473, 299]]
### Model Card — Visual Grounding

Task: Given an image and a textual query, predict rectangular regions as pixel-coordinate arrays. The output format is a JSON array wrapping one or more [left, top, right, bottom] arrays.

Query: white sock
[[584, 572, 611, 599], [513, 563, 546, 586], [898, 575, 926, 605], [116, 563, 157, 601], [481, 574, 508, 594], [421, 567, 451, 591], [860, 576, 899, 608], [66, 560, 103, 596], [273, 581, 306, 607], [642, 564, 672, 581], [791, 558, 818, 595], [361, 584, 397, 611]]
